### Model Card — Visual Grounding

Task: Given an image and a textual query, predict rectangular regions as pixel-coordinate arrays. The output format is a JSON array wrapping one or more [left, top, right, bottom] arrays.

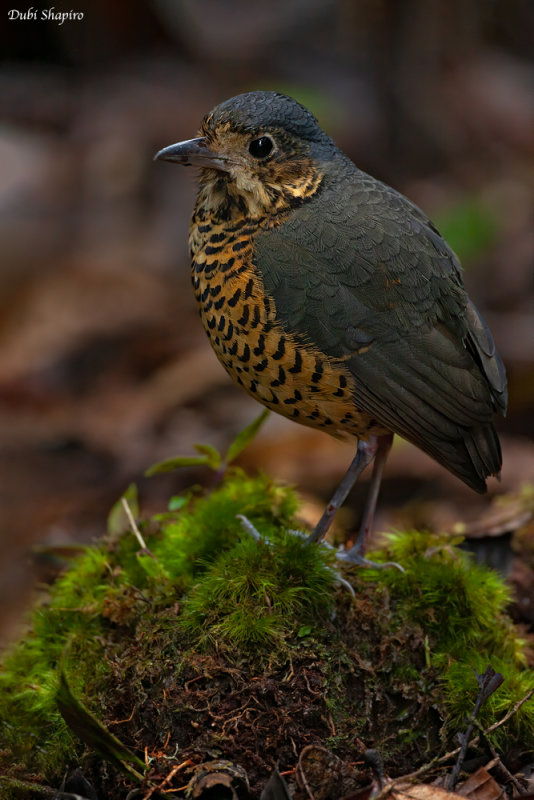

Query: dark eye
[[248, 136, 274, 159]]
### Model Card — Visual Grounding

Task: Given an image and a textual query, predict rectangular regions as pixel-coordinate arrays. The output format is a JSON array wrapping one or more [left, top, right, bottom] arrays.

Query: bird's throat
[[196, 163, 324, 223]]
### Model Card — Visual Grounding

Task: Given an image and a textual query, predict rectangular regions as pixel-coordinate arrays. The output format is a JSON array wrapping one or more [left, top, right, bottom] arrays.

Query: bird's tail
[[430, 422, 502, 494]]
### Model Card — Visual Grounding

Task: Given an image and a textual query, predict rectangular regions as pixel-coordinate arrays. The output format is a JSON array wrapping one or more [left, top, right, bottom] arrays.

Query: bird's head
[[155, 91, 334, 219]]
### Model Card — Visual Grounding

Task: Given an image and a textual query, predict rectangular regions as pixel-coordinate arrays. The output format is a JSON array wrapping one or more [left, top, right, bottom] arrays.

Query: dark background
[[1, 0, 533, 642]]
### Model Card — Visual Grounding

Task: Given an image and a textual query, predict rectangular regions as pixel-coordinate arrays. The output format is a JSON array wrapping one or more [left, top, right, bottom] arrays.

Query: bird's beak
[[154, 137, 231, 172]]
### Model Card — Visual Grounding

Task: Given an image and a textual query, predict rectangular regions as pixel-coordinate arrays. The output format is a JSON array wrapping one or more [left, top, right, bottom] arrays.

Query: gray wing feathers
[[254, 170, 507, 491]]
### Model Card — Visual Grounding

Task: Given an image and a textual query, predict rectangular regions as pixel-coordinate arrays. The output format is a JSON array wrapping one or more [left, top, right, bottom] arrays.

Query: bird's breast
[[189, 211, 388, 441]]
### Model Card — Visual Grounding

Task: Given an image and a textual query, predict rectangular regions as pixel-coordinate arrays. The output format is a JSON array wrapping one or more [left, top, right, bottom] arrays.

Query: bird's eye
[[248, 136, 274, 159]]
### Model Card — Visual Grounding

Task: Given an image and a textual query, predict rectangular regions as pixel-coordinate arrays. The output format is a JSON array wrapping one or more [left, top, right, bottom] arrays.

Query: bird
[[154, 91, 507, 563]]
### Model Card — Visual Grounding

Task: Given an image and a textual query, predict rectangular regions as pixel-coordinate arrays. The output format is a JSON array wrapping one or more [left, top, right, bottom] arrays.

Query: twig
[[121, 498, 158, 560], [370, 686, 534, 800], [472, 718, 527, 795], [483, 687, 534, 735], [122, 498, 147, 549], [0, 777, 85, 798], [141, 761, 186, 799], [447, 666, 504, 790], [297, 757, 317, 800]]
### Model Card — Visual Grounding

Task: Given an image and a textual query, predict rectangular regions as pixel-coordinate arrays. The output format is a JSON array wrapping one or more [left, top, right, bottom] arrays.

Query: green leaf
[[56, 672, 145, 780], [168, 494, 191, 511], [225, 409, 270, 465], [107, 484, 139, 537], [145, 455, 210, 476], [145, 415, 266, 478], [297, 625, 312, 638], [194, 443, 222, 469], [136, 552, 169, 580]]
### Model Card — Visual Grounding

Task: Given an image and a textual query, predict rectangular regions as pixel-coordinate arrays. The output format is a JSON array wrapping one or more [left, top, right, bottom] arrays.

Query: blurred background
[[1, 0, 533, 644]]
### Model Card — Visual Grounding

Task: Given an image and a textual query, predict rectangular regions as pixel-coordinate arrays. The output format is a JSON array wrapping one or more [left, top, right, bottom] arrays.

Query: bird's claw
[[237, 514, 329, 547], [236, 515, 355, 596], [336, 549, 405, 572], [236, 515, 403, 581], [236, 514, 264, 542]]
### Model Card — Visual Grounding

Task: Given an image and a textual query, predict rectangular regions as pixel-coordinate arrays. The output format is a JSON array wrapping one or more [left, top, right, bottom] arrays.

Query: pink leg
[[306, 436, 380, 545], [342, 433, 393, 561]]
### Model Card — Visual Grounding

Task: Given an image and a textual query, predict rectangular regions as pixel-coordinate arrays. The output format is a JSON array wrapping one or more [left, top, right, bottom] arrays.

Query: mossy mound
[[1, 469, 533, 799]]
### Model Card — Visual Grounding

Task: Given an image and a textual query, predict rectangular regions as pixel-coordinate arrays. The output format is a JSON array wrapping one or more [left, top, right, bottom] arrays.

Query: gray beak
[[154, 137, 231, 171]]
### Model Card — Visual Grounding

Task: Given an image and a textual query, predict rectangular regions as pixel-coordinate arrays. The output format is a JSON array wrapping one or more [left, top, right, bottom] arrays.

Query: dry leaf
[[393, 783, 465, 800], [457, 766, 503, 800]]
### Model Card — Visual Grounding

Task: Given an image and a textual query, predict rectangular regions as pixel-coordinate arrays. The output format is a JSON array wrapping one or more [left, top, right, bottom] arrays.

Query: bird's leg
[[305, 436, 379, 545], [340, 433, 396, 565], [239, 432, 401, 572]]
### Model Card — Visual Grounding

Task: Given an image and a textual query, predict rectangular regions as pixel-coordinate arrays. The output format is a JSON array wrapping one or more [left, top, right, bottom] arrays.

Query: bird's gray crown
[[203, 91, 327, 143]]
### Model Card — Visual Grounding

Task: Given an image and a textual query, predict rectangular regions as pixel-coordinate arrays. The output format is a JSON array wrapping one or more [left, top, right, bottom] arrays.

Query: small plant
[[145, 408, 270, 476]]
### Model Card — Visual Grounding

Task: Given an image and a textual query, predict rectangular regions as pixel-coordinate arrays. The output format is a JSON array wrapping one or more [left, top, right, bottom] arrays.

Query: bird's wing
[[254, 174, 507, 491]]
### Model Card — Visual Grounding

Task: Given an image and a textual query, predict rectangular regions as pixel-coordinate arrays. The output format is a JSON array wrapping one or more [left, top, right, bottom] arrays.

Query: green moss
[[0, 471, 305, 783], [1, 474, 533, 796], [0, 548, 112, 776], [361, 530, 534, 742], [180, 528, 336, 647], [154, 469, 298, 579], [367, 531, 516, 656], [442, 657, 534, 747]]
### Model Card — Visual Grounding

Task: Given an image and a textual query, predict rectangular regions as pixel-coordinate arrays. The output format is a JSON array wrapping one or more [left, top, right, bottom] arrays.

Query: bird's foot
[[236, 515, 355, 596], [237, 514, 319, 546], [336, 547, 405, 572], [237, 514, 403, 573], [236, 514, 266, 543]]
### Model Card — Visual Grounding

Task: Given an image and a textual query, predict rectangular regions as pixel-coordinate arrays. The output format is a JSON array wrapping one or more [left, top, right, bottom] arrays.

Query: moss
[[0, 547, 114, 777], [0, 471, 305, 785], [0, 473, 533, 798], [360, 530, 534, 743], [180, 528, 336, 647], [366, 530, 517, 656], [154, 469, 299, 580], [442, 657, 534, 747]]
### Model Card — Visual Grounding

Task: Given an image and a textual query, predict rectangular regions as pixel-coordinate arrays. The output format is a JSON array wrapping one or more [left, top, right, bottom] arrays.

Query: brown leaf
[[457, 767, 503, 800], [393, 784, 465, 800]]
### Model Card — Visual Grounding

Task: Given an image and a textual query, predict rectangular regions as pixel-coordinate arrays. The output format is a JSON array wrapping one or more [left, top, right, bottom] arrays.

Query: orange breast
[[189, 215, 388, 442]]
